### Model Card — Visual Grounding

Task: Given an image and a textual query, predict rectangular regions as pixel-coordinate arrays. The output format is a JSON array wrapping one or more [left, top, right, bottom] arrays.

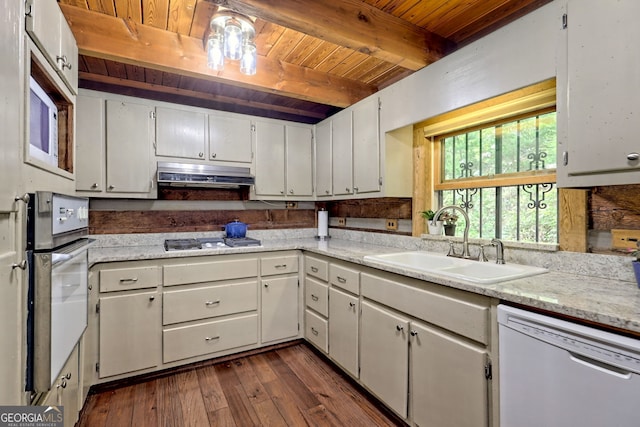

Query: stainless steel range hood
[[157, 162, 255, 188]]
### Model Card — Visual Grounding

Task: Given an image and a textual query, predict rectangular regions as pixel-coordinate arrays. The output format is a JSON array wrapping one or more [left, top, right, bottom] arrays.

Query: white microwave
[[29, 76, 58, 167]]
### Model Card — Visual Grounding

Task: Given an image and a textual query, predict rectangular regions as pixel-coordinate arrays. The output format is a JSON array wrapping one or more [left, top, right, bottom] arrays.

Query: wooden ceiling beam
[[78, 71, 328, 119], [60, 4, 375, 108], [211, 0, 455, 71]]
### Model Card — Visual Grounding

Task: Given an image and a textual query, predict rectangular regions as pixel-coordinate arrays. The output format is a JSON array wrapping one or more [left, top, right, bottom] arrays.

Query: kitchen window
[[423, 79, 558, 244]]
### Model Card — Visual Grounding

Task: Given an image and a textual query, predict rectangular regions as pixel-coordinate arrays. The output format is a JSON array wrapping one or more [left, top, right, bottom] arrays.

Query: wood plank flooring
[[78, 343, 406, 427]]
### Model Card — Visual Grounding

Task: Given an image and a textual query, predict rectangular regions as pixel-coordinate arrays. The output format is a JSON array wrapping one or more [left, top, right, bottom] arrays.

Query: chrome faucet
[[491, 238, 505, 264], [433, 205, 471, 258]]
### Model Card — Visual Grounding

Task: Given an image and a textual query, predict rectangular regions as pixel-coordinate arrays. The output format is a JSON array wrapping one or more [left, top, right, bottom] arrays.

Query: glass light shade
[[207, 33, 224, 70], [240, 42, 257, 75], [223, 19, 243, 60]]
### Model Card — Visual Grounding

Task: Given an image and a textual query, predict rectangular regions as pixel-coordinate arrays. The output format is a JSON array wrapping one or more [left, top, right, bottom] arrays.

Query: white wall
[[378, 0, 564, 133]]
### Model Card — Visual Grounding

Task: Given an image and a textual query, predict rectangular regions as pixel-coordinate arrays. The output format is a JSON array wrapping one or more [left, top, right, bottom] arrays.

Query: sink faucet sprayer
[[432, 205, 471, 258]]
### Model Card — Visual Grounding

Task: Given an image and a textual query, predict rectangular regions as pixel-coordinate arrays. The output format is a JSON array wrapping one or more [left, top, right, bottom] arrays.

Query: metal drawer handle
[[14, 193, 30, 204], [349, 302, 356, 308], [311, 294, 319, 301], [264, 283, 269, 288], [204, 336, 220, 342], [336, 276, 346, 283], [57, 380, 67, 389], [311, 327, 319, 336], [310, 266, 318, 273], [396, 325, 404, 332], [149, 296, 155, 301], [410, 330, 419, 337], [627, 153, 640, 161], [275, 264, 287, 269], [205, 300, 221, 306], [119, 277, 138, 283]]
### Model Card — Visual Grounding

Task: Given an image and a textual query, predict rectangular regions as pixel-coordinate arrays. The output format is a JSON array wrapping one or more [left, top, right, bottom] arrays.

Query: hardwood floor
[[78, 343, 406, 427]]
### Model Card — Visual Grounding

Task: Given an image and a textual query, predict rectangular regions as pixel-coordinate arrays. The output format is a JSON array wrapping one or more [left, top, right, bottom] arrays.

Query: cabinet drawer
[[163, 280, 258, 325], [361, 273, 490, 344], [330, 263, 360, 294], [163, 314, 258, 363], [305, 309, 328, 353], [261, 255, 299, 276], [164, 257, 258, 286], [305, 277, 328, 316], [305, 256, 328, 281], [100, 265, 160, 293]]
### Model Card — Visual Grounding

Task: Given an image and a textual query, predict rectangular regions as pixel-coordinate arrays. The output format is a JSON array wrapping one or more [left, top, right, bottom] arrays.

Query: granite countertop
[[89, 232, 640, 335]]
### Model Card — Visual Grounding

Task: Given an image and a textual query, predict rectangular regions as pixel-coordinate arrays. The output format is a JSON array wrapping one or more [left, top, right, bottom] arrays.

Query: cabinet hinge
[[484, 362, 492, 380], [378, 177, 383, 186], [562, 13, 568, 29], [150, 111, 156, 119], [251, 124, 256, 132], [95, 362, 100, 373], [562, 151, 568, 166], [297, 323, 300, 331], [95, 302, 100, 314], [25, 0, 33, 16], [378, 98, 382, 110]]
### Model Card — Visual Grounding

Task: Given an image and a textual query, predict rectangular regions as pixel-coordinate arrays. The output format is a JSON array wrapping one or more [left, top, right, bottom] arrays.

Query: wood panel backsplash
[[590, 185, 640, 230], [90, 208, 316, 234], [322, 197, 412, 219]]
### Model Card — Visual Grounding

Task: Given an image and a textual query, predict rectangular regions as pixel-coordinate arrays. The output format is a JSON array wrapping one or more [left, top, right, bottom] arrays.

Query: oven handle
[[51, 239, 95, 267]]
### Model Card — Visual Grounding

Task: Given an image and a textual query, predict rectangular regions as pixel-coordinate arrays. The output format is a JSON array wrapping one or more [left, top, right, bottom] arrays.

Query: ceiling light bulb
[[224, 19, 243, 61], [240, 42, 257, 75], [207, 33, 224, 70]]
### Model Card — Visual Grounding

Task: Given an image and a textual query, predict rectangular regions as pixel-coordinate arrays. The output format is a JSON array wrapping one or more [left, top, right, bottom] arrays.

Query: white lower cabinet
[[328, 287, 359, 377], [261, 275, 299, 343], [42, 344, 80, 427], [410, 320, 489, 427], [360, 300, 410, 418], [98, 290, 161, 378]]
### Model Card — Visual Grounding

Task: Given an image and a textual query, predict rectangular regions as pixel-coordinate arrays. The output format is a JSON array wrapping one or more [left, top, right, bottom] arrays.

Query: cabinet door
[[254, 121, 285, 196], [25, 0, 62, 71], [58, 14, 78, 93], [155, 107, 207, 159], [76, 95, 104, 192], [315, 120, 332, 197], [360, 301, 409, 418], [353, 97, 380, 193], [332, 111, 353, 195], [209, 115, 252, 162], [328, 288, 359, 377], [105, 100, 154, 193], [410, 320, 488, 427], [99, 290, 161, 378], [286, 125, 313, 196], [563, 0, 640, 178], [261, 276, 299, 343]]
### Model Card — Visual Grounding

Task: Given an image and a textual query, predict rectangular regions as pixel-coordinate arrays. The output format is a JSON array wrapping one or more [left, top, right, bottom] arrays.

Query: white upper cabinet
[[254, 121, 286, 197], [331, 111, 353, 196], [315, 120, 332, 197], [254, 120, 314, 199], [208, 115, 252, 163], [286, 125, 313, 197], [105, 100, 155, 195], [25, 0, 78, 93], [75, 95, 104, 192], [352, 97, 380, 194], [155, 107, 207, 160], [558, 0, 640, 186]]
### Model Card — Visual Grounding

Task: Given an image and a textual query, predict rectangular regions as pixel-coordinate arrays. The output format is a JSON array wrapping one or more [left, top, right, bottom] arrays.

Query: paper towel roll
[[318, 210, 328, 237]]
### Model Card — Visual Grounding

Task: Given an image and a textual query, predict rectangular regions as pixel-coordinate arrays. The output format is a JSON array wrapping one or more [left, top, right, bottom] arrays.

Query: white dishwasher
[[498, 305, 640, 427]]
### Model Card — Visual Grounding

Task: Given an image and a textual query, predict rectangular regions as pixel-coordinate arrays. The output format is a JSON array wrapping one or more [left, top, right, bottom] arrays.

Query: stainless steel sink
[[363, 251, 547, 284]]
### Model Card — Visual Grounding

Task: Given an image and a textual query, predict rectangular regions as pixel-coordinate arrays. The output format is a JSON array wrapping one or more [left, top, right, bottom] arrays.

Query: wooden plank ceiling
[[59, 0, 551, 123]]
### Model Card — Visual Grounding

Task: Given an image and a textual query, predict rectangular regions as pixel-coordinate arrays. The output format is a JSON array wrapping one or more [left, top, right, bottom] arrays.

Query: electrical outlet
[[337, 217, 346, 226], [286, 202, 298, 209], [386, 219, 398, 231], [611, 229, 640, 250]]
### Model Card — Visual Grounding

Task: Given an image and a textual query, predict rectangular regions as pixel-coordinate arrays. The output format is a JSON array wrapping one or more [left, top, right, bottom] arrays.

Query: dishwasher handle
[[569, 352, 633, 379]]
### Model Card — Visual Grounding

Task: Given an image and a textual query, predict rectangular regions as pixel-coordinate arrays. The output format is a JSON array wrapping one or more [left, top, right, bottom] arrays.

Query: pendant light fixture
[[207, 11, 257, 76]]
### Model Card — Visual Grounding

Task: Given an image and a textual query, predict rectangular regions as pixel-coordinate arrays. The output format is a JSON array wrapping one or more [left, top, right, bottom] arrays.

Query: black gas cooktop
[[164, 237, 261, 251]]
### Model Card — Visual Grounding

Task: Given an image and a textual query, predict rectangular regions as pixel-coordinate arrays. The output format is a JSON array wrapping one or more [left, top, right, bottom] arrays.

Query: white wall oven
[[25, 192, 92, 402]]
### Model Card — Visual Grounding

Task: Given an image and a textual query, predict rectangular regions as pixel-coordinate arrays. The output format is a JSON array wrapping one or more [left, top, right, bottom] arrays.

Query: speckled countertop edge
[[89, 230, 640, 335]]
